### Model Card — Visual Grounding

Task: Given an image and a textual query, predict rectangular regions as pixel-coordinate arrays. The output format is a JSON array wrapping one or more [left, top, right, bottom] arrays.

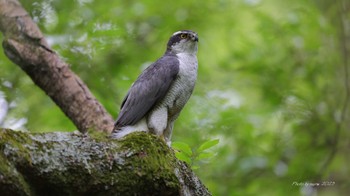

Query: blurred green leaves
[[172, 139, 219, 170], [172, 142, 192, 164], [197, 139, 219, 153]]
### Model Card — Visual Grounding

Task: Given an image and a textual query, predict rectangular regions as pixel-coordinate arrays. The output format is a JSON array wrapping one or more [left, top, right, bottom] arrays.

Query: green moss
[[117, 132, 180, 195], [0, 129, 32, 164], [0, 129, 32, 195], [87, 129, 110, 142]]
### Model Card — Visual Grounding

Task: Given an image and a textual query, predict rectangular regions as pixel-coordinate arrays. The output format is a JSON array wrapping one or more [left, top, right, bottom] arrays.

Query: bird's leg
[[147, 107, 168, 136], [163, 122, 175, 146], [158, 134, 171, 147]]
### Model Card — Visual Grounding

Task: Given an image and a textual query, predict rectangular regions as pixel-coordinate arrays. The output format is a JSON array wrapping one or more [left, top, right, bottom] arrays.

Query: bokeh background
[[0, 0, 349, 195]]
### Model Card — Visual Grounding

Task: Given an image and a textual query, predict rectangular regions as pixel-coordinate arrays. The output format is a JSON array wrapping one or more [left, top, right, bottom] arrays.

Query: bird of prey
[[112, 30, 199, 145]]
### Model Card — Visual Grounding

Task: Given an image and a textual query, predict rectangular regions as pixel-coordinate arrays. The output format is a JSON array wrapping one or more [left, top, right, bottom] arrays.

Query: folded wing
[[115, 55, 180, 129]]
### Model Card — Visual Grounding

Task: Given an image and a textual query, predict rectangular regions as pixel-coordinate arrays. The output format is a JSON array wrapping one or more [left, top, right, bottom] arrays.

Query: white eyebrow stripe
[[172, 31, 184, 36], [172, 30, 197, 37]]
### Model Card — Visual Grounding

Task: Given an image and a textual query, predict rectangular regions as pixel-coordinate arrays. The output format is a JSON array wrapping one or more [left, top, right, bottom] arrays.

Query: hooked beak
[[191, 33, 199, 42]]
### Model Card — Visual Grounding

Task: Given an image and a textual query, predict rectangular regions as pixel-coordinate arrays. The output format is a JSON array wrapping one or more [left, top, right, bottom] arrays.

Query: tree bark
[[0, 0, 115, 133], [0, 128, 211, 196]]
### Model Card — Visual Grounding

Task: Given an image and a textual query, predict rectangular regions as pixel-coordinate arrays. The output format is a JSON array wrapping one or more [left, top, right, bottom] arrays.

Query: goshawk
[[112, 30, 199, 145]]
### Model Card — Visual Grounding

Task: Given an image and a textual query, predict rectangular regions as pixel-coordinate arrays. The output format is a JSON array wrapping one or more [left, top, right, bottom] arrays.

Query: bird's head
[[166, 30, 198, 55]]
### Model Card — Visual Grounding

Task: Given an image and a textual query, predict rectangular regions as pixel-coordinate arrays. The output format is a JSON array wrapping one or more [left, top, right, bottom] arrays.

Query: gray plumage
[[112, 30, 199, 145]]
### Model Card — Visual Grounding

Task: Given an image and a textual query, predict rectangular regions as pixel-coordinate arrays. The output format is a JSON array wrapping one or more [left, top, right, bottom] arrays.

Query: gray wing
[[115, 55, 179, 128]]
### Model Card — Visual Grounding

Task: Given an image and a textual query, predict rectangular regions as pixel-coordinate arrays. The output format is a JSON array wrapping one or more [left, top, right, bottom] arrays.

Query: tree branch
[[0, 0, 114, 133]]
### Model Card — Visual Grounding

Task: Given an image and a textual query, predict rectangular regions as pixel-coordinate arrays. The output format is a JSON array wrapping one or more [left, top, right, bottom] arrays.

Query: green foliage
[[172, 139, 219, 170], [1, 0, 349, 195]]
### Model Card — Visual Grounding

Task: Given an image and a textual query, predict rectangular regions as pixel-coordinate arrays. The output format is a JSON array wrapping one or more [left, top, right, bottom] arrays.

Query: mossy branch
[[0, 129, 210, 196]]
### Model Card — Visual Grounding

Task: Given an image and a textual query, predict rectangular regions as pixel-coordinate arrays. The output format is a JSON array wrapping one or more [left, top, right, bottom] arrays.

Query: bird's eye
[[180, 34, 188, 39]]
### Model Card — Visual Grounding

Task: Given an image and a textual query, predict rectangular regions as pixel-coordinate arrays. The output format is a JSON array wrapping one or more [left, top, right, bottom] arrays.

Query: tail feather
[[110, 118, 148, 139]]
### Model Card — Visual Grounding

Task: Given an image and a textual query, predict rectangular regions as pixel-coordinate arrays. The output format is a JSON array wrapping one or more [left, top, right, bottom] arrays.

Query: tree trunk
[[0, 0, 114, 133]]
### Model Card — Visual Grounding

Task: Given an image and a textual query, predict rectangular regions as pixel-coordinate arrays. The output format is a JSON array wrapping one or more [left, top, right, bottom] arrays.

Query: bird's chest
[[162, 53, 198, 116]]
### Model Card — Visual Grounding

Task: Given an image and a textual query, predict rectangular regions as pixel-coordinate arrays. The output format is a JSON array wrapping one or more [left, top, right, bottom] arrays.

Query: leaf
[[191, 165, 200, 170], [172, 141, 192, 157], [197, 152, 215, 160], [197, 139, 219, 153], [175, 151, 192, 164]]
